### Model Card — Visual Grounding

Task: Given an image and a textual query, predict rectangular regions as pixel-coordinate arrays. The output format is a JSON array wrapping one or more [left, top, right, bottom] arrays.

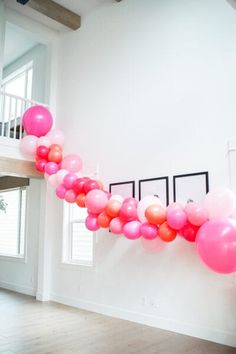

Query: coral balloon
[[20, 135, 38, 156], [196, 218, 236, 274], [145, 204, 166, 225], [85, 189, 109, 214], [83, 180, 100, 194], [44, 162, 59, 175], [65, 189, 77, 203], [76, 193, 86, 208], [46, 129, 64, 146], [61, 154, 82, 173], [106, 199, 121, 218], [97, 212, 111, 228], [137, 195, 163, 223], [123, 221, 142, 240], [22, 105, 53, 137], [179, 222, 199, 242], [140, 223, 158, 240], [85, 215, 100, 231], [36, 145, 49, 159], [56, 184, 67, 199], [48, 149, 62, 163], [35, 159, 47, 173], [185, 202, 208, 226], [167, 207, 187, 230], [63, 173, 78, 190], [50, 144, 62, 151], [141, 237, 165, 253], [159, 222, 177, 242], [110, 217, 125, 235], [204, 187, 236, 219], [119, 202, 137, 221]]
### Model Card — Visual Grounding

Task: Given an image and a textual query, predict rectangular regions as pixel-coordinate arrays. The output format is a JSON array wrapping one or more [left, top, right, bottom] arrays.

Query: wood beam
[[0, 157, 43, 179]]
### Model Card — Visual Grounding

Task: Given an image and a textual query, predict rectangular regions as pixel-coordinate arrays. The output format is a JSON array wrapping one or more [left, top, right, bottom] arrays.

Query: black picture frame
[[173, 171, 209, 204], [138, 177, 169, 206], [109, 180, 135, 198]]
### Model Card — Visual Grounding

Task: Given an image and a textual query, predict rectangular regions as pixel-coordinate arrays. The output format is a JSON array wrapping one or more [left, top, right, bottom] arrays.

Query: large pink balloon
[[123, 221, 142, 240], [22, 105, 53, 137], [110, 217, 125, 235], [196, 218, 236, 274], [85, 189, 109, 214], [46, 129, 65, 146], [141, 237, 165, 253], [61, 154, 82, 173], [204, 187, 236, 219], [20, 135, 38, 156]]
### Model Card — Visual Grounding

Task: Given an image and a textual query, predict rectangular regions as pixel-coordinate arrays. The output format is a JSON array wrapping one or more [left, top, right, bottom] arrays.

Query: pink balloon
[[65, 189, 77, 203], [56, 169, 68, 185], [22, 105, 53, 137], [48, 174, 58, 189], [179, 222, 199, 242], [196, 218, 236, 274], [123, 221, 142, 240], [110, 217, 125, 235], [85, 189, 109, 214], [167, 207, 187, 230], [119, 202, 137, 221], [20, 135, 38, 156], [63, 173, 78, 190], [61, 154, 82, 173], [37, 136, 51, 148], [45, 162, 59, 175], [123, 198, 138, 206], [46, 129, 65, 146], [140, 223, 158, 240], [141, 237, 165, 253], [56, 184, 67, 199], [85, 215, 100, 231], [185, 202, 208, 226]]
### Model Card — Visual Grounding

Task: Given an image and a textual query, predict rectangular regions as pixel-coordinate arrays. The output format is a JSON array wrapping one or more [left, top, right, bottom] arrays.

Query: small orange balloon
[[50, 144, 62, 152], [106, 199, 121, 218], [145, 204, 166, 225], [76, 193, 86, 208], [159, 221, 177, 242], [97, 212, 112, 228], [48, 149, 62, 163]]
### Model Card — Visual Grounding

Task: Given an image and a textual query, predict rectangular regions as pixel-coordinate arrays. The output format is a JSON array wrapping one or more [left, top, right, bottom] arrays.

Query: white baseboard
[[50, 293, 236, 349], [0, 280, 36, 296]]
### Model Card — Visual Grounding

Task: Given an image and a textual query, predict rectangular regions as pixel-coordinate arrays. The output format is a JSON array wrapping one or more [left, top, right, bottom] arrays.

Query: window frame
[[0, 186, 28, 261], [62, 202, 94, 267]]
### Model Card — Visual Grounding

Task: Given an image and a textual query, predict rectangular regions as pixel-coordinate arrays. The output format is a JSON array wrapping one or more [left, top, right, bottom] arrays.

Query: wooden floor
[[0, 289, 235, 354]]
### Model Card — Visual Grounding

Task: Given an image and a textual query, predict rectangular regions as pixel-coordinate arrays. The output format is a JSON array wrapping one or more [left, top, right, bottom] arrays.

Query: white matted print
[[109, 181, 135, 198], [139, 177, 169, 206], [173, 172, 209, 204]]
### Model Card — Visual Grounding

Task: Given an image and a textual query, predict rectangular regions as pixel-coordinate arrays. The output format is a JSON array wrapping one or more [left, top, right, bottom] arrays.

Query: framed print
[[138, 177, 169, 206], [109, 181, 135, 198], [173, 171, 209, 204]]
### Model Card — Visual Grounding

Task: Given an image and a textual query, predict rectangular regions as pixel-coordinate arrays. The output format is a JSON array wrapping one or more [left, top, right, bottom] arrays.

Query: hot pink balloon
[[123, 197, 138, 206], [196, 218, 236, 274], [110, 217, 125, 235], [167, 207, 187, 230], [20, 135, 38, 156], [65, 189, 77, 203], [119, 202, 137, 221], [85, 215, 100, 231], [140, 223, 158, 240], [46, 129, 65, 146], [45, 162, 59, 175], [123, 221, 142, 240], [185, 202, 208, 226], [56, 184, 67, 199], [85, 189, 109, 214], [141, 237, 165, 253], [63, 173, 78, 190], [179, 222, 199, 242], [61, 154, 82, 173], [22, 105, 53, 137]]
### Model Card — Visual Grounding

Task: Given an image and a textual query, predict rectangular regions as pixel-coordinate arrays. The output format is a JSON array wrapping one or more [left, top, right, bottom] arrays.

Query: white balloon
[[56, 169, 69, 185], [137, 195, 163, 223], [204, 187, 236, 219], [37, 136, 51, 148], [48, 174, 58, 189]]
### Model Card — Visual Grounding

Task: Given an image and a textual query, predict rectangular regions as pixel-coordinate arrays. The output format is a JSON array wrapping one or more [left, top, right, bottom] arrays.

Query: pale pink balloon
[[37, 136, 51, 148], [20, 135, 38, 156], [56, 169, 68, 185], [48, 174, 58, 189], [196, 218, 236, 274], [22, 105, 53, 137], [85, 215, 100, 231], [204, 187, 236, 219], [141, 237, 165, 253], [167, 207, 187, 230], [140, 223, 158, 240], [45, 162, 59, 175], [56, 184, 67, 199], [61, 154, 82, 173], [46, 129, 65, 146], [123, 221, 142, 240], [85, 190, 108, 214], [167, 202, 183, 212], [65, 189, 77, 203], [110, 217, 125, 234], [185, 202, 208, 226]]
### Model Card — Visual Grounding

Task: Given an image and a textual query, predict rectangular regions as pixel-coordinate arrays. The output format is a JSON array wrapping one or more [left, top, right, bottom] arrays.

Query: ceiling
[[4, 22, 38, 68]]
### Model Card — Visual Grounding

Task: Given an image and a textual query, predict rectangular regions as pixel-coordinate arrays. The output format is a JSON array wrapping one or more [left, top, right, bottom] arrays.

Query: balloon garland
[[19, 106, 236, 275]]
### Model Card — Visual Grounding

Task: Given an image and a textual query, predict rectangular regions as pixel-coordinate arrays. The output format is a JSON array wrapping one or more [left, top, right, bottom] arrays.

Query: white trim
[[50, 293, 236, 349], [0, 254, 25, 263], [0, 280, 36, 296]]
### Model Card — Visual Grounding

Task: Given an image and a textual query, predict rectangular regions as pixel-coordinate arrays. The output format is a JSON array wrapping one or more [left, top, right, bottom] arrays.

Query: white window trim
[[2, 61, 33, 86]]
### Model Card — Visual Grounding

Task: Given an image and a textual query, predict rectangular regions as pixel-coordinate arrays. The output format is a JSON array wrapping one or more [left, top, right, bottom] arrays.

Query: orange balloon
[[106, 199, 121, 218], [35, 155, 41, 161], [50, 144, 62, 152], [76, 193, 86, 208], [159, 222, 177, 242], [97, 212, 112, 228], [48, 149, 62, 163], [145, 204, 166, 225]]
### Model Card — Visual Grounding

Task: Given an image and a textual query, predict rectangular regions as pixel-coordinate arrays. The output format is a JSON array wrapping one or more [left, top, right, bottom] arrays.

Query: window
[[0, 188, 27, 258], [63, 203, 94, 266]]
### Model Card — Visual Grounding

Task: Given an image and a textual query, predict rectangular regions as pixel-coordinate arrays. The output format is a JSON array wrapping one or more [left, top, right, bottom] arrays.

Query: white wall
[[0, 178, 41, 295], [53, 0, 236, 347]]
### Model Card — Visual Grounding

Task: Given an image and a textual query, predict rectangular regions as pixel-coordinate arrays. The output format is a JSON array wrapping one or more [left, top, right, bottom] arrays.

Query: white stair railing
[[0, 92, 49, 141]]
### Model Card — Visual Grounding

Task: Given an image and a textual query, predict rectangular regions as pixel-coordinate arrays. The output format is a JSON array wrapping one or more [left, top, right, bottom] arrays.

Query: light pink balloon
[[22, 105, 53, 137], [61, 154, 82, 173], [56, 184, 67, 199], [46, 129, 65, 146], [65, 189, 77, 203], [85, 189, 108, 214], [56, 169, 68, 185], [110, 217, 125, 234], [63, 173, 78, 190], [140, 223, 158, 240], [167, 207, 187, 230], [204, 187, 236, 219], [48, 174, 58, 189], [45, 162, 59, 175], [37, 136, 51, 148], [123, 221, 142, 240], [20, 135, 38, 156], [167, 202, 183, 212], [141, 237, 165, 253], [196, 218, 236, 274], [185, 202, 208, 226], [85, 215, 100, 231]]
